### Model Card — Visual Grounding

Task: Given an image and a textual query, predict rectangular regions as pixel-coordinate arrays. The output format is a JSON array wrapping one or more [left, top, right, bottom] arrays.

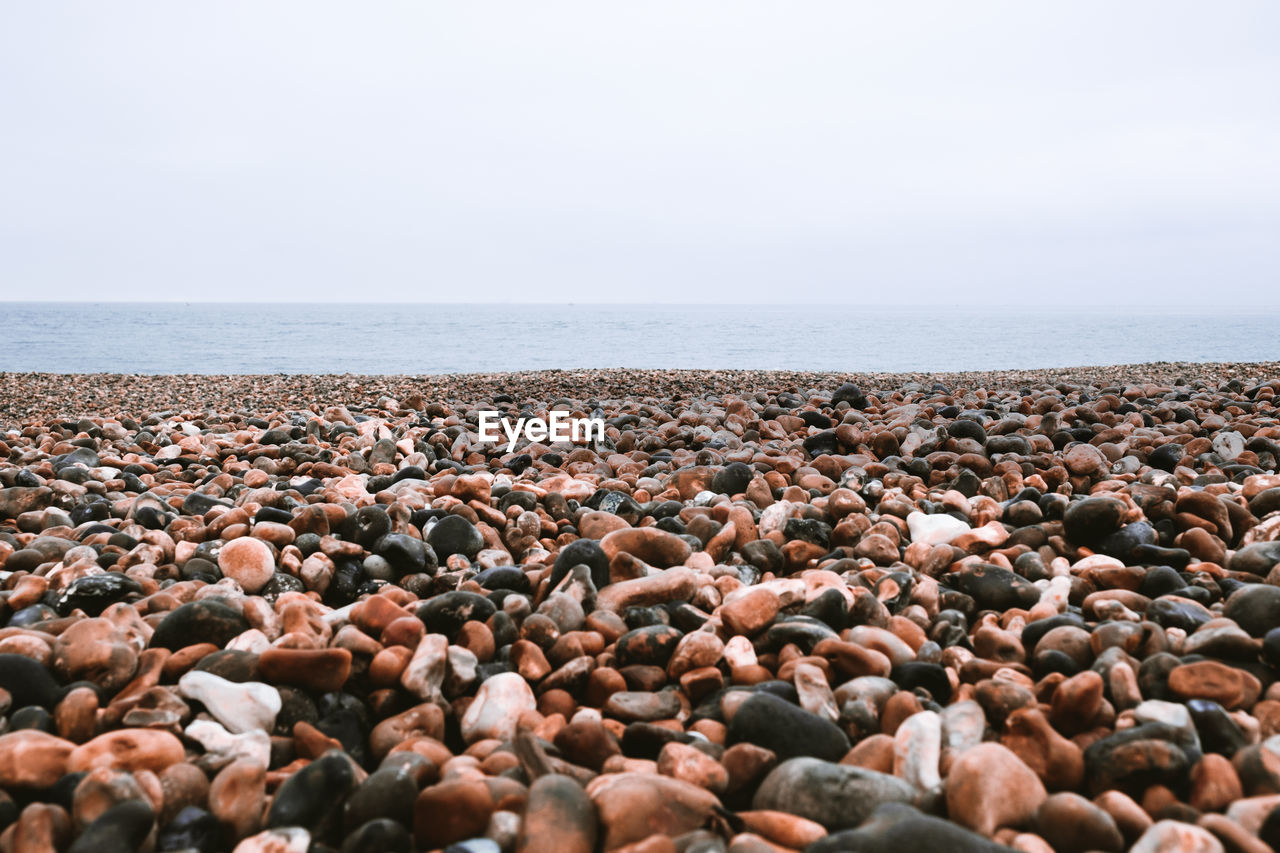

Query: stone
[[416, 591, 497, 639], [266, 750, 356, 830], [1063, 497, 1126, 546], [55, 573, 143, 617], [604, 690, 682, 723], [341, 818, 412, 853], [1129, 820, 1224, 853], [1001, 708, 1084, 792], [158, 806, 222, 853], [257, 647, 352, 693], [1190, 753, 1244, 812], [0, 653, 63, 709], [752, 757, 915, 831], [414, 777, 495, 849], [210, 759, 267, 840], [0, 730, 74, 788], [1083, 730, 1191, 797], [1229, 542, 1280, 576], [719, 588, 780, 636], [807, 802, 1014, 853], [657, 741, 728, 793], [1034, 792, 1123, 853], [600, 528, 692, 569], [218, 537, 276, 594], [232, 827, 311, 853], [516, 774, 596, 853], [179, 670, 281, 734], [1168, 661, 1261, 711], [426, 514, 484, 559], [945, 743, 1047, 837], [587, 772, 719, 850], [596, 568, 698, 613], [401, 633, 449, 702], [51, 618, 139, 694], [344, 765, 421, 834], [68, 729, 185, 773], [185, 719, 271, 768], [952, 563, 1040, 612], [461, 671, 537, 743], [151, 600, 251, 651], [728, 692, 850, 762], [1223, 584, 1280, 637], [893, 710, 941, 791], [66, 799, 154, 853], [906, 511, 970, 546]]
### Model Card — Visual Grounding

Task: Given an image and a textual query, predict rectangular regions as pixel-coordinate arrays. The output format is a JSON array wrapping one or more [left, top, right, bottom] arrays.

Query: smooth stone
[[1063, 497, 1126, 546], [1224, 584, 1280, 637], [952, 564, 1040, 612], [217, 537, 276, 594], [179, 671, 281, 734], [67, 799, 154, 853], [604, 690, 682, 723], [460, 671, 537, 743], [1229, 542, 1280, 576], [893, 710, 942, 791], [158, 805, 221, 853], [587, 772, 719, 850], [68, 729, 186, 773], [728, 692, 850, 762], [417, 592, 497, 639], [753, 757, 915, 831], [266, 750, 356, 829], [426, 515, 484, 559], [516, 774, 596, 853], [945, 742, 1047, 838], [151, 600, 250, 651], [344, 765, 419, 830], [615, 625, 685, 668], [1083, 730, 1191, 797], [0, 654, 63, 709], [413, 777, 495, 849], [232, 827, 311, 853], [55, 573, 143, 617], [342, 818, 413, 853], [807, 803, 1012, 853], [185, 719, 272, 768], [1034, 792, 1124, 853], [257, 647, 352, 693], [0, 730, 74, 788], [906, 511, 970, 546], [1129, 820, 1224, 853]]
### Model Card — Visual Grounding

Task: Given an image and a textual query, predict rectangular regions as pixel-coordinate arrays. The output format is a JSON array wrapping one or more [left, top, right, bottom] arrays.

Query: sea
[[2, 302, 1277, 375]]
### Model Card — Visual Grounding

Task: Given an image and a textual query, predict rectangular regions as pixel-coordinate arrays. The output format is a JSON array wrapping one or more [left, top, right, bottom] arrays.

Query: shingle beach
[[3, 363, 1280, 852]]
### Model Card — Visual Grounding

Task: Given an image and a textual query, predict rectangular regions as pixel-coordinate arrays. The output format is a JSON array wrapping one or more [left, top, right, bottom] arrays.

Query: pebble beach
[[3, 362, 1280, 852]]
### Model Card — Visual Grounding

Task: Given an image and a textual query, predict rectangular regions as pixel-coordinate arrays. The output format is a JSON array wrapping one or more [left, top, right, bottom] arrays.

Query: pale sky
[[1, 2, 1277, 304]]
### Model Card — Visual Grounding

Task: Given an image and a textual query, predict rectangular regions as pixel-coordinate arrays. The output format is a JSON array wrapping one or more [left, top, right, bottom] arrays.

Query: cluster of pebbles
[[2, 365, 1280, 852]]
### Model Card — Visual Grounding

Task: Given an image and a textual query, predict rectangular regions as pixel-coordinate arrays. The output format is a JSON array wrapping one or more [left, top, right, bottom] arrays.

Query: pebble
[[178, 670, 281, 734], [753, 757, 916, 830], [517, 774, 596, 853], [945, 743, 1048, 838], [217, 537, 276, 594], [460, 671, 537, 743]]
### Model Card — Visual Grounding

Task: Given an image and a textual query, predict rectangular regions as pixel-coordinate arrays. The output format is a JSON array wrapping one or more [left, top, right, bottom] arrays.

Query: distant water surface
[[2, 303, 1277, 374]]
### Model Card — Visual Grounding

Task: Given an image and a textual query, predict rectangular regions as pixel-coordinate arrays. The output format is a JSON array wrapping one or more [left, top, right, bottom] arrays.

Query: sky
[[1, 2, 1277, 305]]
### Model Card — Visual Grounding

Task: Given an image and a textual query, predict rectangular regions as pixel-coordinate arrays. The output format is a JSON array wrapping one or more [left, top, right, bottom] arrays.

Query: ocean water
[[1, 302, 1277, 375]]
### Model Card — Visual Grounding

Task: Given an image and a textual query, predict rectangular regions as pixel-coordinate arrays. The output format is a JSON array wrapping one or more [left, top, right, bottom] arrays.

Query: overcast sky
[[1, 2, 1277, 304]]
